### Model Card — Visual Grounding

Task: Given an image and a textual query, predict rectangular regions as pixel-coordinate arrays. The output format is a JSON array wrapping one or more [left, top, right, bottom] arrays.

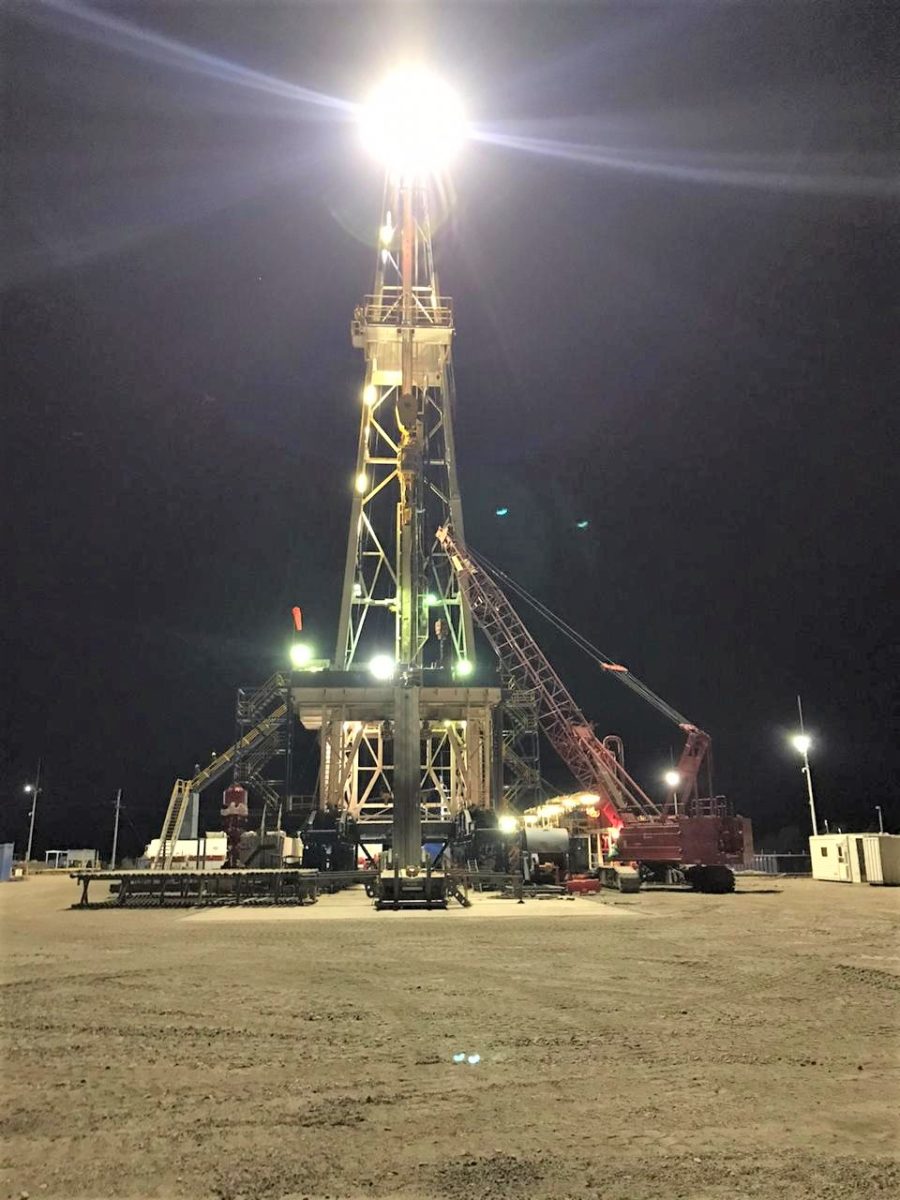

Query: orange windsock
[[291, 606, 303, 632]]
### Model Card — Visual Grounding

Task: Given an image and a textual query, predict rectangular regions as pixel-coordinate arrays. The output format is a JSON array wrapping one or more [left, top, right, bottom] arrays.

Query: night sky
[[3, 1, 898, 860]]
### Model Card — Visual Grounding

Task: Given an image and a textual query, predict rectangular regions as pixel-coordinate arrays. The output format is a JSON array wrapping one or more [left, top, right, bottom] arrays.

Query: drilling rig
[[148, 69, 750, 904], [290, 72, 500, 907]]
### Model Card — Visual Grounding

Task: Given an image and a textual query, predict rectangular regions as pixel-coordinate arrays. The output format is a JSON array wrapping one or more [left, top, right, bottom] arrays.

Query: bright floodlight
[[290, 642, 314, 669], [454, 658, 474, 678], [664, 770, 681, 789], [792, 734, 812, 755], [497, 814, 519, 835], [369, 654, 396, 681], [360, 67, 466, 175]]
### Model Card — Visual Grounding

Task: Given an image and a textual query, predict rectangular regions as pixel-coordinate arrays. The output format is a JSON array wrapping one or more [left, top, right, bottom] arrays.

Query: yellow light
[[454, 658, 474, 677], [363, 384, 377, 406], [360, 67, 466, 175], [368, 654, 396, 681], [289, 642, 313, 668], [497, 814, 519, 835], [379, 223, 394, 246], [355, 472, 369, 494], [791, 734, 812, 755], [664, 770, 681, 789]]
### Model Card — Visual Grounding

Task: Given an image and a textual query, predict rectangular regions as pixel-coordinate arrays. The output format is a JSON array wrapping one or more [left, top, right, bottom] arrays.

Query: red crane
[[437, 525, 750, 890]]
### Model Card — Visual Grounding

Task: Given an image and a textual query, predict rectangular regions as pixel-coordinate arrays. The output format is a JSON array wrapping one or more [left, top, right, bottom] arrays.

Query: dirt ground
[[1, 874, 897, 1200]]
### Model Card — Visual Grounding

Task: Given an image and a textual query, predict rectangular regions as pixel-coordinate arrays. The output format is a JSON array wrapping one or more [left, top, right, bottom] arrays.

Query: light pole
[[110, 788, 123, 869], [791, 694, 818, 837], [664, 770, 681, 815], [875, 805, 884, 834], [23, 757, 42, 874]]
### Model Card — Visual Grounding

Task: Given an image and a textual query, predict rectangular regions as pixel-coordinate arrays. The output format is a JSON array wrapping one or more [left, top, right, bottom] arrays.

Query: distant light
[[379, 222, 394, 246], [576, 519, 590, 530], [454, 659, 474, 678], [360, 67, 466, 176], [424, 592, 439, 607], [495, 507, 509, 517], [452, 1052, 466, 1064], [363, 384, 378, 406], [466, 1054, 481, 1065], [355, 472, 369, 494], [290, 642, 314, 669], [497, 814, 519, 835], [353, 581, 363, 597], [791, 734, 812, 755], [369, 654, 396, 681], [664, 770, 681, 789], [24, 784, 34, 794]]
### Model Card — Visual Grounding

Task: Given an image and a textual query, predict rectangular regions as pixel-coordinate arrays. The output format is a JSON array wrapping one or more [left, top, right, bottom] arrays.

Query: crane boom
[[467, 545, 714, 809], [437, 525, 661, 826]]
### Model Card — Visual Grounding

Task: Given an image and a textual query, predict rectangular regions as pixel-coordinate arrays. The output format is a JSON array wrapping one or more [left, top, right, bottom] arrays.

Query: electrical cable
[[467, 544, 691, 727]]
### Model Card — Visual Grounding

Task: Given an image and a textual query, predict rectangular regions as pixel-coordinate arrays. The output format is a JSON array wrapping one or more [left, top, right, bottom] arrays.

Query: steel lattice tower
[[335, 177, 473, 670], [297, 156, 497, 871]]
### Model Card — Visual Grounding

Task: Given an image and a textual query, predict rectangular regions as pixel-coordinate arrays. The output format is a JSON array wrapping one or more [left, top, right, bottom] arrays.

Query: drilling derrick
[[295, 148, 498, 883]]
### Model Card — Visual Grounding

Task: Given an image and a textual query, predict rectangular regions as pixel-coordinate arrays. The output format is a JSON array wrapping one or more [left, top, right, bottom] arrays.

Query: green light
[[576, 519, 589, 530], [495, 507, 509, 517], [455, 659, 474, 678], [424, 592, 439, 607]]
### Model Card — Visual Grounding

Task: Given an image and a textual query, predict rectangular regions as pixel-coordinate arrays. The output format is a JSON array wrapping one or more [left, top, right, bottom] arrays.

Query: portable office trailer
[[810, 833, 900, 885]]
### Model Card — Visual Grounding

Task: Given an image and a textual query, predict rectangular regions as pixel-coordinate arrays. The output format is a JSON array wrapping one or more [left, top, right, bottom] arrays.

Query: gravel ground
[[1, 873, 897, 1200]]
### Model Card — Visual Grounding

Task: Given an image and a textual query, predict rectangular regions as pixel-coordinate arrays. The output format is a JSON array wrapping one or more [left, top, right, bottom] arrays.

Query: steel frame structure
[[336, 178, 473, 670], [310, 171, 489, 865]]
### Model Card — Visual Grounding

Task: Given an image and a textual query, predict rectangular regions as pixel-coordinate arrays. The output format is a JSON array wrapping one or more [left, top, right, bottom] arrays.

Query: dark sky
[[3, 1, 898, 859]]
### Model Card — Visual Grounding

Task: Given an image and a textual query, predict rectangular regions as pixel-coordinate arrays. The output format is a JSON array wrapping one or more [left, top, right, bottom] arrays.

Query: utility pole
[[24, 757, 42, 875], [110, 788, 123, 869]]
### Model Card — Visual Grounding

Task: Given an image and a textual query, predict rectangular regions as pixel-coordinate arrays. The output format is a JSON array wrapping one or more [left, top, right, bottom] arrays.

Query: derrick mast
[[336, 176, 472, 670], [302, 75, 496, 873]]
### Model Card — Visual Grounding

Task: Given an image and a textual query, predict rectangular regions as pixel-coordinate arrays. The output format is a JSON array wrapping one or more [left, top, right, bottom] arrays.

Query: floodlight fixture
[[290, 642, 314, 669], [359, 67, 466, 176], [369, 654, 396, 681]]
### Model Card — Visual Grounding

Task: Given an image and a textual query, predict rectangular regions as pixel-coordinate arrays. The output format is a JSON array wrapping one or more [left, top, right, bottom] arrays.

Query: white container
[[810, 833, 900, 885]]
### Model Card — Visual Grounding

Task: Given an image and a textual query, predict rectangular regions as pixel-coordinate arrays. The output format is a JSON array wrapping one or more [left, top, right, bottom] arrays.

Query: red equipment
[[221, 785, 249, 868], [437, 525, 751, 886]]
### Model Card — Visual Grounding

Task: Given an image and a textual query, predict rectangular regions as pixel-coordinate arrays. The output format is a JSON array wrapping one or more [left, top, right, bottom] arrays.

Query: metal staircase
[[501, 687, 543, 809], [150, 701, 288, 868], [233, 673, 291, 829]]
